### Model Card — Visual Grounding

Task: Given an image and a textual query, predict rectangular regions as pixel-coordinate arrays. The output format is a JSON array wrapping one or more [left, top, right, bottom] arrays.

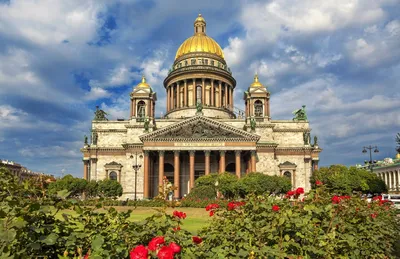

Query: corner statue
[[94, 106, 108, 121], [196, 101, 203, 115], [293, 105, 308, 121], [250, 118, 256, 131]]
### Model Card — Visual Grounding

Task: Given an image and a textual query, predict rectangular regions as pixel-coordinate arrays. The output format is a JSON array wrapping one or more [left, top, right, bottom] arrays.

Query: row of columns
[[143, 150, 257, 198], [166, 79, 234, 112], [130, 99, 155, 119], [245, 98, 270, 118], [377, 170, 400, 191]]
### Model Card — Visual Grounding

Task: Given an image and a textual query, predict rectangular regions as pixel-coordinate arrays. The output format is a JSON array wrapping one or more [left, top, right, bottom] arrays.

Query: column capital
[[143, 150, 150, 156], [159, 150, 165, 156], [174, 150, 180, 156], [189, 150, 196, 156], [204, 150, 211, 156], [251, 150, 257, 156], [235, 150, 241, 156], [220, 150, 226, 156]]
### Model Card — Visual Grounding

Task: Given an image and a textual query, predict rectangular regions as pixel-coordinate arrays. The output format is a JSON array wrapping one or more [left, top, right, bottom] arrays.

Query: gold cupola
[[250, 74, 264, 88], [164, 14, 236, 119], [136, 75, 151, 89], [175, 14, 224, 60]]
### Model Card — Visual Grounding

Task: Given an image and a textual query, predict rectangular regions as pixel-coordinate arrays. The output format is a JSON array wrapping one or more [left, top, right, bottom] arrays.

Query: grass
[[55, 207, 210, 234]]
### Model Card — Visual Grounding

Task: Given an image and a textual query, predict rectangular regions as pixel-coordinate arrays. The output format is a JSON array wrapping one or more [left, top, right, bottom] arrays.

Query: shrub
[[185, 185, 216, 200], [97, 179, 123, 198], [47, 174, 87, 198], [312, 165, 387, 194], [236, 173, 291, 197], [198, 186, 400, 258]]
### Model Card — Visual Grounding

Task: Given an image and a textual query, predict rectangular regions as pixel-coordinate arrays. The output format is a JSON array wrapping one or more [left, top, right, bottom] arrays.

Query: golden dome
[[136, 75, 150, 88], [396, 153, 400, 160], [195, 13, 205, 23], [175, 14, 224, 60], [250, 74, 264, 87]]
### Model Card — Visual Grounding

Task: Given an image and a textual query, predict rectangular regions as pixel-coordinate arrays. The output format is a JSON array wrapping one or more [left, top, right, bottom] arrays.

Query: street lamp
[[362, 145, 379, 173], [130, 152, 143, 201]]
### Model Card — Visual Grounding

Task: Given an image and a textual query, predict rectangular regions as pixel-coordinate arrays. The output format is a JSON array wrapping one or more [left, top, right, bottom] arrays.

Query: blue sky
[[0, 0, 399, 177]]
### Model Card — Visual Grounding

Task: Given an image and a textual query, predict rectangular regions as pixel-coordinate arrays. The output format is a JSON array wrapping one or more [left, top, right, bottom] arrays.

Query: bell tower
[[130, 76, 157, 121], [244, 74, 270, 121]]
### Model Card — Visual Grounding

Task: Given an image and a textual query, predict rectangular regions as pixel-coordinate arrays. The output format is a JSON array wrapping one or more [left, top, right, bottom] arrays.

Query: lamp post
[[362, 145, 379, 173], [130, 152, 143, 201]]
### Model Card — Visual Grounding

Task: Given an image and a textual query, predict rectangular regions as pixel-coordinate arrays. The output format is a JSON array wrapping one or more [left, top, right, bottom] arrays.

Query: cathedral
[[81, 15, 322, 200]]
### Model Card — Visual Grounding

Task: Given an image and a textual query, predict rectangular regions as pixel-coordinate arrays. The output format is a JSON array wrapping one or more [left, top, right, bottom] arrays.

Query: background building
[[81, 15, 322, 200]]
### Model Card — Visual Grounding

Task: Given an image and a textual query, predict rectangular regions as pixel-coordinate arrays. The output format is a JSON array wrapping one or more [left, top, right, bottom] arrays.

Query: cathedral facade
[[81, 15, 322, 200]]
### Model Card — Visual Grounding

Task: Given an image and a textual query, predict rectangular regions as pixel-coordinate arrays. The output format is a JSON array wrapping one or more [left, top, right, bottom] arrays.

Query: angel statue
[[293, 105, 307, 121], [94, 106, 108, 121], [84, 135, 88, 145]]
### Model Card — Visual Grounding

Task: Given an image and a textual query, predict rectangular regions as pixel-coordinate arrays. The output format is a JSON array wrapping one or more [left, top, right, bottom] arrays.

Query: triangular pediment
[[139, 116, 260, 142], [249, 87, 268, 94]]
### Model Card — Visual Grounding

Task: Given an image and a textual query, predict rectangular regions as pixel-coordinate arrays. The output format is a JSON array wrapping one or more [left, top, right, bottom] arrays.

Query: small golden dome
[[136, 75, 150, 88], [175, 14, 224, 60], [250, 74, 264, 87], [195, 14, 205, 23], [396, 153, 400, 160]]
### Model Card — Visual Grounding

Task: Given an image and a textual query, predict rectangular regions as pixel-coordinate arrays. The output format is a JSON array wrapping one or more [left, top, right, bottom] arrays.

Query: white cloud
[[0, 0, 105, 46], [19, 142, 82, 158], [84, 87, 111, 100], [89, 65, 139, 88]]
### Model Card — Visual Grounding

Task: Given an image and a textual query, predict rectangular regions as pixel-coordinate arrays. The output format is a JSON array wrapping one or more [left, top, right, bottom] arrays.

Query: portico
[[139, 115, 259, 198]]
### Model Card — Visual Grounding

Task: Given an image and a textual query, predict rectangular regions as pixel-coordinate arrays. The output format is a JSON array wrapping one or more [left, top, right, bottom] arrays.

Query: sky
[[0, 0, 399, 177]]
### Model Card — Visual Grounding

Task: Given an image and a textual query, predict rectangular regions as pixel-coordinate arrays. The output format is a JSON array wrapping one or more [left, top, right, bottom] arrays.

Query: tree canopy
[[311, 165, 387, 194]]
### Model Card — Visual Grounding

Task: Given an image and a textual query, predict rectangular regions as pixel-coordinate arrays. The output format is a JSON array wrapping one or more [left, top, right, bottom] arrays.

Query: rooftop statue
[[84, 135, 88, 145], [293, 105, 307, 121], [196, 101, 203, 115], [396, 132, 400, 153], [144, 117, 150, 132], [94, 106, 108, 121], [250, 118, 256, 131]]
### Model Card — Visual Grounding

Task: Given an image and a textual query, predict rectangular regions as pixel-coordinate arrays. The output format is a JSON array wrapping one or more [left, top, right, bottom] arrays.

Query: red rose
[[168, 242, 181, 254], [272, 205, 280, 212], [172, 226, 181, 232], [205, 203, 219, 211], [157, 246, 174, 259], [209, 210, 214, 217], [316, 180, 323, 186], [332, 195, 341, 204], [192, 236, 203, 244], [130, 245, 148, 259], [173, 211, 186, 219], [295, 187, 304, 195], [148, 236, 165, 251], [227, 202, 236, 210], [84, 254, 89, 259], [286, 190, 295, 197], [371, 213, 378, 219], [373, 195, 382, 201]]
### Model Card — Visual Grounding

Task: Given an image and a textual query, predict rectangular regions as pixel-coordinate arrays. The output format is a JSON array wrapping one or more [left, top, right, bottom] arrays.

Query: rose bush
[[1, 168, 399, 258]]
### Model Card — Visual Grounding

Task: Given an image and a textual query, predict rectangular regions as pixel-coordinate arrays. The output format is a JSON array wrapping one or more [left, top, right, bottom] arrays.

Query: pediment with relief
[[139, 116, 260, 142]]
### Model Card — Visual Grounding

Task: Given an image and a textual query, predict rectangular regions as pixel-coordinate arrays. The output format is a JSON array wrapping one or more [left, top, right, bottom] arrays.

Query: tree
[[236, 173, 291, 197], [97, 179, 123, 198], [312, 165, 387, 194], [86, 180, 99, 198], [47, 174, 87, 198]]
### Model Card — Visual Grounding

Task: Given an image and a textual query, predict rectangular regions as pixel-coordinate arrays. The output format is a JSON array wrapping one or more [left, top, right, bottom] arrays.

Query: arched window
[[196, 85, 202, 104], [109, 171, 118, 181], [283, 171, 291, 179], [254, 100, 263, 117], [137, 101, 146, 120]]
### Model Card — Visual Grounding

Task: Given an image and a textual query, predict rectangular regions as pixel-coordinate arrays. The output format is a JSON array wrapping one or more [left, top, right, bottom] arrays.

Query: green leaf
[[42, 233, 58, 245], [92, 235, 104, 250], [56, 189, 71, 199]]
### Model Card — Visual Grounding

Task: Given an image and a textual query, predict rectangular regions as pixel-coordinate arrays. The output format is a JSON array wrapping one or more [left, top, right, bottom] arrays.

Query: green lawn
[[56, 207, 209, 234]]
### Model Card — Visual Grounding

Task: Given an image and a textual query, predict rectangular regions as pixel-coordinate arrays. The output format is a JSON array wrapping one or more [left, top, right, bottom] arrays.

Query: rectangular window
[[204, 59, 208, 65], [191, 59, 196, 65], [211, 60, 215, 66]]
